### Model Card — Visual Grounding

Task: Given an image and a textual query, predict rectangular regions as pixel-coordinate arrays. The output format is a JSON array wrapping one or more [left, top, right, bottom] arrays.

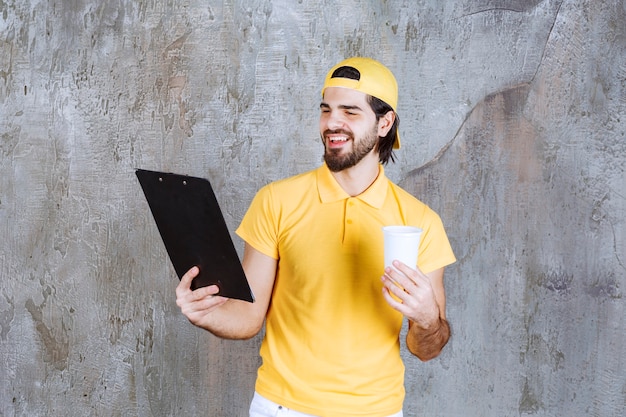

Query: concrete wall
[[1, 0, 624, 416]]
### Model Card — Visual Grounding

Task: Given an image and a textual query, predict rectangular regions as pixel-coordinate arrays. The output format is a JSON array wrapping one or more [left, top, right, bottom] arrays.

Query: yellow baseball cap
[[322, 57, 400, 149]]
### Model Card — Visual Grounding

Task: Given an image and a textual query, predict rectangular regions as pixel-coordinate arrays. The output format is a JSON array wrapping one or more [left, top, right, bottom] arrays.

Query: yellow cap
[[322, 57, 400, 149]]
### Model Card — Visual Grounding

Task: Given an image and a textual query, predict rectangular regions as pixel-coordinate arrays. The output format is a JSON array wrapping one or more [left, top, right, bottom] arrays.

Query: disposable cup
[[383, 225, 423, 270]]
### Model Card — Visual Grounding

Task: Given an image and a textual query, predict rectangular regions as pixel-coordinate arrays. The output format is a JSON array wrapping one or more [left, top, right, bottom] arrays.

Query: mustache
[[322, 129, 354, 138]]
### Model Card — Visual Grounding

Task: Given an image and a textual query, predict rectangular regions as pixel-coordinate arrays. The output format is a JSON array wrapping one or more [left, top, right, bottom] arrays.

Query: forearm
[[406, 317, 450, 361], [191, 298, 265, 340], [177, 244, 275, 340]]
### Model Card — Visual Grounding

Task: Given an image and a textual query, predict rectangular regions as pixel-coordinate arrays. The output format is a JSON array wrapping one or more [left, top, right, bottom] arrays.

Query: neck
[[329, 152, 381, 197]]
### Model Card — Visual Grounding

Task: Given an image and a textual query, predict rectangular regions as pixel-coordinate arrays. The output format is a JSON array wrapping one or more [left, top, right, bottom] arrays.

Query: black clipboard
[[136, 169, 254, 303]]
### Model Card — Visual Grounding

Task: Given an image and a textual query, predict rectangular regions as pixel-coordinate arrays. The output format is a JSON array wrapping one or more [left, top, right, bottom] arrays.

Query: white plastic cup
[[383, 226, 423, 270]]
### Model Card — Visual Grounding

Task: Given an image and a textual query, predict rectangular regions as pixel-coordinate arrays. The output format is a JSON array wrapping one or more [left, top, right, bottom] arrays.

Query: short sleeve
[[236, 184, 280, 259], [417, 207, 456, 274]]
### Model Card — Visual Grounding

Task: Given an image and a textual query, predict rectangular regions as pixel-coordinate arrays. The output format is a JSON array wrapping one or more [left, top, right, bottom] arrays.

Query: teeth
[[330, 137, 348, 143]]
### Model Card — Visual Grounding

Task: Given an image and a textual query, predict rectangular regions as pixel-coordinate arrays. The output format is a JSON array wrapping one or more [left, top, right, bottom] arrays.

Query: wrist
[[407, 317, 451, 361]]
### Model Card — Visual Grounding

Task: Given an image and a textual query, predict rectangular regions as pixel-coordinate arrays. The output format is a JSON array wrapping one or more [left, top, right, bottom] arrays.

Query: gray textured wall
[[1, 0, 624, 416]]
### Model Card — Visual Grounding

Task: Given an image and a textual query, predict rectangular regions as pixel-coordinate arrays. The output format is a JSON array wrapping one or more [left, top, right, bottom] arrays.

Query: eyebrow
[[320, 102, 364, 111]]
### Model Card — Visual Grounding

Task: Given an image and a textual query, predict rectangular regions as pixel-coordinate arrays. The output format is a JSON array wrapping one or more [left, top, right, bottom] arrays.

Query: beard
[[322, 126, 379, 172]]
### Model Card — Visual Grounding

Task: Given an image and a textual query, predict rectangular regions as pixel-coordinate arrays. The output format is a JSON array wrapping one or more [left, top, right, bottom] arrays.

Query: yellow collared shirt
[[236, 164, 456, 416]]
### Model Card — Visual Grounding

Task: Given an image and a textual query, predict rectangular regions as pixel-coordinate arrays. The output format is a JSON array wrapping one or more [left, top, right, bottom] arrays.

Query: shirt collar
[[316, 163, 388, 209]]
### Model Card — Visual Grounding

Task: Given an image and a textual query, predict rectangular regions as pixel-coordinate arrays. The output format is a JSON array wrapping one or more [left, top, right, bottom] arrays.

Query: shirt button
[[347, 219, 353, 224]]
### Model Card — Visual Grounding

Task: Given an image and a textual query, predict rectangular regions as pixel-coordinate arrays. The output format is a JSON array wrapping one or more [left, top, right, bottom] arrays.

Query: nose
[[323, 109, 345, 130]]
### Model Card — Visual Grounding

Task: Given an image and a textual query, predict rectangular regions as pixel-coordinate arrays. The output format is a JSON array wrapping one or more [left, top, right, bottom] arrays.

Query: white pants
[[249, 392, 403, 417]]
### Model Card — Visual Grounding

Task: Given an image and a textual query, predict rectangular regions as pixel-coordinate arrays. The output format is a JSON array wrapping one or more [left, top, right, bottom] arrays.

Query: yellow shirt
[[236, 164, 456, 416]]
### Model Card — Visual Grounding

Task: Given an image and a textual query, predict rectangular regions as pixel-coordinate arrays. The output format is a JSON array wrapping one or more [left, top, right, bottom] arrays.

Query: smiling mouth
[[324, 130, 352, 145]]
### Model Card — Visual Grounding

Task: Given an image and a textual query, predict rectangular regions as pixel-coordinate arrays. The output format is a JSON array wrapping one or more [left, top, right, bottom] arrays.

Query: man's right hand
[[173, 244, 277, 339], [175, 266, 229, 327]]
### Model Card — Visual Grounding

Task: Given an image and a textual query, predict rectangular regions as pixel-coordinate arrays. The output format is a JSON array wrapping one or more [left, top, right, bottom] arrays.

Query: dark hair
[[330, 66, 398, 165], [368, 95, 398, 165]]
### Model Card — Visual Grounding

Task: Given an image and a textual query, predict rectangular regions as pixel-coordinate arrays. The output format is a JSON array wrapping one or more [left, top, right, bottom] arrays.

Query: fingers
[[381, 261, 429, 306], [389, 261, 428, 285], [173, 266, 230, 328], [176, 266, 200, 296], [179, 290, 226, 316], [175, 265, 221, 308], [381, 278, 415, 319], [381, 261, 441, 325]]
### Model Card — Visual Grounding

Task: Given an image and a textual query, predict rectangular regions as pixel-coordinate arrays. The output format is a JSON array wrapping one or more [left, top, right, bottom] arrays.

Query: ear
[[377, 110, 395, 137]]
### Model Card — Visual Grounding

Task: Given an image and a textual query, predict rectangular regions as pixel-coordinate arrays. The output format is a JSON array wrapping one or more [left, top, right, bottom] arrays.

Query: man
[[176, 57, 456, 417]]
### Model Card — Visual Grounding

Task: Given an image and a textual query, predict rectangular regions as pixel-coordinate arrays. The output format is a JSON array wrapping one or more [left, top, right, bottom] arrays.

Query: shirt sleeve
[[417, 207, 456, 274], [235, 183, 280, 260]]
